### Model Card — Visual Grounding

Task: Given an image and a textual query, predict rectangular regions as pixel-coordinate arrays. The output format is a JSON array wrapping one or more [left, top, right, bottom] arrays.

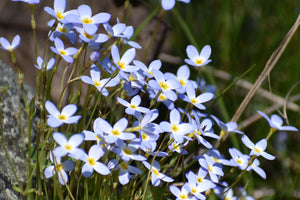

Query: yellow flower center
[[95, 135, 102, 141], [179, 194, 187, 199], [128, 74, 135, 82], [83, 32, 94, 40], [81, 17, 93, 24], [208, 165, 213, 172], [197, 177, 203, 183], [141, 133, 148, 141], [56, 11, 64, 20], [130, 104, 137, 109], [120, 161, 128, 170], [111, 129, 120, 136], [152, 168, 160, 176], [58, 114, 66, 120], [147, 70, 153, 76], [172, 143, 180, 151], [93, 80, 102, 87], [212, 157, 220, 163], [159, 82, 169, 90], [194, 130, 201, 136], [254, 147, 262, 154], [191, 188, 197, 194], [195, 58, 203, 65], [171, 125, 179, 132], [117, 61, 125, 69], [88, 158, 96, 166], [236, 158, 242, 164], [58, 27, 67, 33], [179, 79, 186, 86], [123, 148, 132, 155], [64, 144, 72, 151], [190, 98, 198, 104], [158, 94, 167, 101], [55, 163, 63, 171], [59, 49, 67, 56]]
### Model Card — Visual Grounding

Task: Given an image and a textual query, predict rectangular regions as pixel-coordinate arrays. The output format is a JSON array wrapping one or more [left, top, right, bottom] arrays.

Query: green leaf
[[12, 185, 23, 193]]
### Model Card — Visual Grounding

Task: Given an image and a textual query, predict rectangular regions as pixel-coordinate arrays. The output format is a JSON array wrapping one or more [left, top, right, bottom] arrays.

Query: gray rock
[[0, 60, 35, 200]]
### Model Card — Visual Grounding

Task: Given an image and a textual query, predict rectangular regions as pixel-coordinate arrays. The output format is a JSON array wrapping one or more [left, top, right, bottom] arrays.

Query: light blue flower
[[160, 109, 194, 144], [181, 81, 214, 110], [133, 60, 162, 78], [222, 188, 237, 200], [50, 23, 77, 44], [80, 144, 110, 177], [184, 170, 216, 199], [211, 115, 244, 134], [95, 117, 136, 144], [0, 35, 20, 52], [34, 56, 55, 71], [117, 95, 149, 115], [165, 65, 194, 94], [52, 132, 85, 159], [169, 185, 195, 200], [161, 0, 190, 11], [109, 159, 141, 185], [65, 4, 111, 35], [44, 151, 74, 185], [44, 0, 77, 23], [241, 135, 275, 160], [148, 69, 181, 101], [111, 44, 138, 72], [185, 45, 211, 67], [120, 25, 142, 49], [198, 154, 224, 183], [81, 64, 119, 96], [45, 100, 81, 128], [50, 38, 78, 63], [228, 148, 250, 170], [104, 22, 126, 38], [143, 160, 174, 186], [113, 140, 146, 161], [257, 110, 298, 132], [11, 0, 40, 4], [247, 159, 266, 179]]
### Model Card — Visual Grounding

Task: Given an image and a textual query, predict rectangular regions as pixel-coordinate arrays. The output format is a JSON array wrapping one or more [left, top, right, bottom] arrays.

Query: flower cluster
[[2, 0, 298, 199]]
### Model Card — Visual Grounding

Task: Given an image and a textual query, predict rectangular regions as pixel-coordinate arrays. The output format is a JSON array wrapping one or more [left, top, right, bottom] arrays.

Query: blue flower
[[185, 45, 211, 67], [198, 154, 224, 183], [34, 56, 55, 71], [257, 110, 298, 132], [81, 64, 119, 96], [65, 4, 111, 35], [143, 160, 174, 186], [104, 22, 126, 38], [161, 0, 190, 11], [50, 23, 77, 44], [228, 148, 250, 170], [44, 0, 77, 23], [148, 69, 181, 101], [11, 0, 40, 4], [241, 135, 275, 160], [117, 95, 149, 115], [111, 44, 138, 72], [113, 140, 146, 161], [95, 117, 136, 144], [0, 35, 20, 52], [133, 60, 162, 78], [80, 144, 110, 177], [50, 38, 78, 63], [45, 101, 81, 128], [44, 151, 74, 185], [52, 132, 85, 159], [160, 109, 194, 144], [181, 81, 214, 110]]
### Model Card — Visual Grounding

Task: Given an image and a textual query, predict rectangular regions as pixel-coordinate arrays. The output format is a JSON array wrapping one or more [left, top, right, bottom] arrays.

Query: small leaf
[[12, 185, 23, 193]]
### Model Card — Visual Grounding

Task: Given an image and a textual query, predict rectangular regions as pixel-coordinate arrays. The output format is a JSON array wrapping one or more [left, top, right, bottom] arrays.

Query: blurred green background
[[152, 0, 300, 199]]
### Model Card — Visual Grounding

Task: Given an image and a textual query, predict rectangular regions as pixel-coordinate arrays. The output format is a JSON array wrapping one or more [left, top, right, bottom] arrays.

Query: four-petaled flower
[[50, 38, 78, 63], [0, 35, 20, 52], [45, 101, 81, 128], [185, 45, 212, 67]]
